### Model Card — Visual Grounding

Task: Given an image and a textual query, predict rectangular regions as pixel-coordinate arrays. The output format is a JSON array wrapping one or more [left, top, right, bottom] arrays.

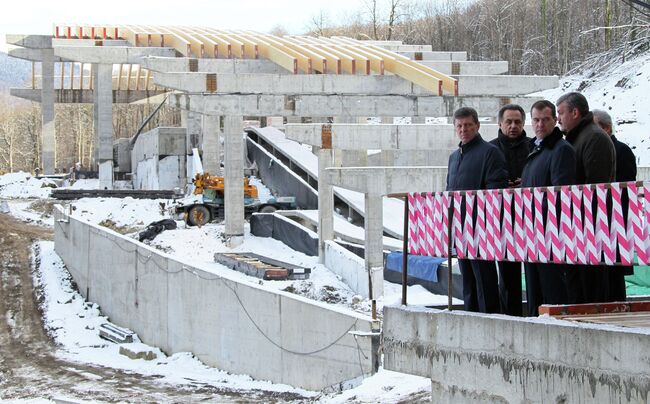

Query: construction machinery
[[174, 173, 296, 226]]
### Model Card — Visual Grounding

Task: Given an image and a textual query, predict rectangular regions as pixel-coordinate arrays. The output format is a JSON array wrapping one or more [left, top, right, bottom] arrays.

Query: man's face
[[454, 116, 480, 145], [557, 102, 581, 132], [531, 107, 557, 139], [499, 109, 524, 139]]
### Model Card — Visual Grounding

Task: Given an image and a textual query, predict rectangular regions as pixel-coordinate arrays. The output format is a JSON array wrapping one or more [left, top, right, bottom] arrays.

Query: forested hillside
[[307, 0, 650, 75]]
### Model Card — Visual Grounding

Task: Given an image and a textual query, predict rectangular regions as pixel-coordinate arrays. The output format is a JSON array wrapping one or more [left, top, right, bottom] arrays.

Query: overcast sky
[[1, 0, 363, 52]]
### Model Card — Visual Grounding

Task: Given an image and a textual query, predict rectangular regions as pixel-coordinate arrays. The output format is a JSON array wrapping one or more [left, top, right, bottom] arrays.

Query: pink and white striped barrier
[[407, 181, 650, 265]]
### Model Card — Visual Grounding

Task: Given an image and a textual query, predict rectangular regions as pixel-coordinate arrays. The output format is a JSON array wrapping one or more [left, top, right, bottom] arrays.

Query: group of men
[[446, 92, 637, 316]]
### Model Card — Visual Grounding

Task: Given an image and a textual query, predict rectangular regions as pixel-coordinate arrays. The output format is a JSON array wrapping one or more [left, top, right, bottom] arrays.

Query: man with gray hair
[[557, 92, 616, 303], [593, 109, 637, 301]]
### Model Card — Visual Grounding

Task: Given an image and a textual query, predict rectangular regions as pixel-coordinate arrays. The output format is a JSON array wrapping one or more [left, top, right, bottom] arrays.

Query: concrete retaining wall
[[53, 206, 375, 391], [383, 306, 650, 403], [324, 240, 369, 299]]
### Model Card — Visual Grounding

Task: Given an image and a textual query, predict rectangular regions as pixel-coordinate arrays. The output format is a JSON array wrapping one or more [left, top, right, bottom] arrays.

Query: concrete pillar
[[365, 193, 384, 299], [202, 114, 221, 175], [318, 148, 334, 263], [40, 49, 55, 175], [95, 63, 113, 189], [224, 115, 244, 246], [92, 63, 99, 170], [181, 110, 202, 153]]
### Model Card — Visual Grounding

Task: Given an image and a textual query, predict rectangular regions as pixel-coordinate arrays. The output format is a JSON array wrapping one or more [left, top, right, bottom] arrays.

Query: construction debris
[[99, 322, 135, 344], [214, 252, 310, 280]]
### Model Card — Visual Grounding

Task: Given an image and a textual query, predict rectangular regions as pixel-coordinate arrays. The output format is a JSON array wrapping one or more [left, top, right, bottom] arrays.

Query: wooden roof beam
[[242, 33, 311, 73]]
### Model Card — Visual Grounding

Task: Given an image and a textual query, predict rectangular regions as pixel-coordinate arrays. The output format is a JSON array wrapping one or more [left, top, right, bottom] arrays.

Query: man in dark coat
[[490, 104, 531, 316], [447, 107, 509, 313], [521, 100, 576, 316], [557, 92, 616, 303], [594, 109, 637, 301]]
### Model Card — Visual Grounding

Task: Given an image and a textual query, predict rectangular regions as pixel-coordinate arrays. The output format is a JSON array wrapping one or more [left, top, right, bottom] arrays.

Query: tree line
[[306, 0, 650, 75], [0, 98, 179, 174]]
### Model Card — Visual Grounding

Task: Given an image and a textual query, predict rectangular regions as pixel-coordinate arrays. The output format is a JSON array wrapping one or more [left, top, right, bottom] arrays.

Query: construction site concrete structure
[[53, 206, 377, 391], [383, 305, 650, 403], [131, 127, 186, 190]]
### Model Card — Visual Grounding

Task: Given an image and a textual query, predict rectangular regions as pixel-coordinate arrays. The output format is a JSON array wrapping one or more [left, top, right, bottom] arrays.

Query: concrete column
[[365, 193, 384, 299], [92, 63, 99, 170], [40, 49, 55, 175], [181, 110, 202, 154], [224, 115, 244, 246], [318, 148, 334, 263], [95, 63, 113, 189], [202, 114, 221, 175]]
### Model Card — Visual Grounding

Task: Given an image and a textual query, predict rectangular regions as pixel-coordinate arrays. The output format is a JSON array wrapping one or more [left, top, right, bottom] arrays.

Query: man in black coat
[[594, 109, 637, 301], [490, 104, 531, 316], [557, 92, 616, 303], [521, 100, 577, 316], [447, 107, 509, 313]]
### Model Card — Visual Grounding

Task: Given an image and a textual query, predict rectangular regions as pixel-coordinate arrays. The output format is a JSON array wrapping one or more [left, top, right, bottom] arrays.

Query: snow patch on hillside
[[532, 50, 650, 165]]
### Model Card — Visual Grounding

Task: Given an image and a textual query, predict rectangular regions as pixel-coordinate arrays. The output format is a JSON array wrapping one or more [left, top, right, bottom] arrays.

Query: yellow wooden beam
[[191, 28, 232, 58], [145, 25, 192, 56], [135, 64, 142, 90], [270, 36, 329, 73], [182, 26, 220, 58], [235, 34, 298, 73], [203, 28, 245, 58], [241, 33, 311, 73], [165, 26, 207, 58], [324, 38, 383, 74], [365, 44, 457, 95]]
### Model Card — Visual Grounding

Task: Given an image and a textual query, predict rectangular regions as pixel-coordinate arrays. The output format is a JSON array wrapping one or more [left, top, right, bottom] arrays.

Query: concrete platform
[[399, 51, 467, 61], [383, 306, 650, 403]]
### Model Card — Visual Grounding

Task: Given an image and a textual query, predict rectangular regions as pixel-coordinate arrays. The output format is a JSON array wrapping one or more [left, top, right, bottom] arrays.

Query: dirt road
[[0, 212, 307, 403]]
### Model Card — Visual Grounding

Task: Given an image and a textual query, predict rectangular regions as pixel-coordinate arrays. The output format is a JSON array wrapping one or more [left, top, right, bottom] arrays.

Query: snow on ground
[[0, 171, 435, 401], [531, 50, 650, 165], [0, 171, 54, 198], [32, 240, 317, 398]]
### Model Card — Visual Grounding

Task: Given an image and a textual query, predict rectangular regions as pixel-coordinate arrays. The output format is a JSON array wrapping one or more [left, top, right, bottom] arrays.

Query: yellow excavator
[[174, 173, 296, 226]]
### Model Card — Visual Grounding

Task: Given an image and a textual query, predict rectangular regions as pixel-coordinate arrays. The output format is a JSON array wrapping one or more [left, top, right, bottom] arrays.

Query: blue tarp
[[385, 252, 446, 283]]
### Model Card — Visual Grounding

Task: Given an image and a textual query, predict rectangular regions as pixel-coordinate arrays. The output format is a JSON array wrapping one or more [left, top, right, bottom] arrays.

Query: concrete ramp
[[246, 126, 405, 239]]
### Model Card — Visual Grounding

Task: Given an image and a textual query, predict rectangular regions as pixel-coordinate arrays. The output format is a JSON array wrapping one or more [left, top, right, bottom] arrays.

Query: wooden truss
[[53, 25, 458, 95]]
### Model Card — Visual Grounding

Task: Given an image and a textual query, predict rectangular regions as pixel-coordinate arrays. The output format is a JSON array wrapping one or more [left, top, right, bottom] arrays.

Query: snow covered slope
[[533, 50, 650, 165]]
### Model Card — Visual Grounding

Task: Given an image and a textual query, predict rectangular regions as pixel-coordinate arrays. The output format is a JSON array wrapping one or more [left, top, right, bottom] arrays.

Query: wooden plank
[[366, 44, 457, 95], [166, 26, 206, 58], [192, 28, 232, 58], [135, 64, 142, 90], [146, 25, 192, 56], [540, 301, 650, 316], [116, 64, 123, 90], [332, 39, 441, 94], [273, 36, 329, 73], [126, 64, 133, 90], [323, 37, 383, 74], [182, 27, 219, 58], [79, 63, 84, 90], [203, 28, 245, 58], [240, 33, 310, 73]]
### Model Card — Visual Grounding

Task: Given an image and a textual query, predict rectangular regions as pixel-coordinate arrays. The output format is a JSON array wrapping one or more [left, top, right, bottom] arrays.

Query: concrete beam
[[326, 166, 448, 195], [10, 88, 168, 104], [399, 51, 467, 61], [54, 46, 176, 64], [6, 34, 52, 49], [457, 75, 559, 96], [52, 39, 130, 47], [172, 93, 541, 118], [8, 47, 65, 62], [142, 56, 286, 74], [285, 123, 534, 149], [417, 60, 509, 75], [154, 72, 436, 95]]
